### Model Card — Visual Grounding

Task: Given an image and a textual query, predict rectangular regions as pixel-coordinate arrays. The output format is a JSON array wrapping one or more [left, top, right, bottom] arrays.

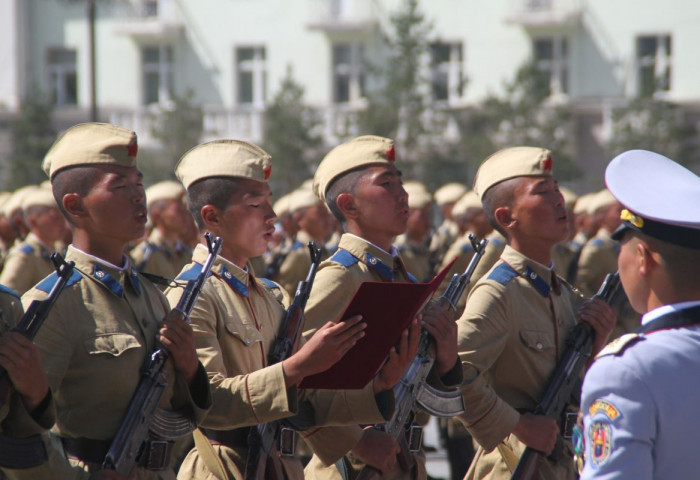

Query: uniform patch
[[589, 421, 612, 467], [589, 399, 621, 421], [595, 333, 642, 358]]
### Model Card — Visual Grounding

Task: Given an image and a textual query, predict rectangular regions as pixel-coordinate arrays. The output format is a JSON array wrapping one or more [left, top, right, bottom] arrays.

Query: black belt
[[202, 427, 251, 448], [0, 434, 48, 469], [59, 435, 174, 471]]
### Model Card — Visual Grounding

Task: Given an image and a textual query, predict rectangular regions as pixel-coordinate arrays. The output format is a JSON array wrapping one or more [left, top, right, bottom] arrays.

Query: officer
[[0, 187, 68, 295], [580, 150, 700, 479], [455, 146, 616, 480], [168, 139, 413, 480], [23, 122, 212, 479], [130, 180, 195, 282], [302, 135, 461, 480], [394, 181, 436, 283]]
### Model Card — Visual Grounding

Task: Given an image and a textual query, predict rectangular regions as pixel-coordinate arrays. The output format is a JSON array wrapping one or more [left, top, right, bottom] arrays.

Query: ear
[[637, 239, 661, 277], [62, 193, 87, 222], [336, 193, 359, 221], [200, 204, 220, 231], [494, 206, 515, 231]]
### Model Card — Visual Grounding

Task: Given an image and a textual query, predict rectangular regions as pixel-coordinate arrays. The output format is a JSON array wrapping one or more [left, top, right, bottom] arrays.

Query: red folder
[[299, 258, 456, 389]]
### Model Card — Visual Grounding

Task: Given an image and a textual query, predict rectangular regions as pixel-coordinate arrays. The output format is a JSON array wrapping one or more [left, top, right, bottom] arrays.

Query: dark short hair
[[481, 178, 517, 238], [186, 177, 242, 229], [325, 168, 366, 227], [50, 166, 104, 222]]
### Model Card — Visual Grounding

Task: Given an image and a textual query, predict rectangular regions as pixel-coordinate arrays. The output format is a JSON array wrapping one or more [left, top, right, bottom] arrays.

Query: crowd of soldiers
[[0, 121, 698, 480]]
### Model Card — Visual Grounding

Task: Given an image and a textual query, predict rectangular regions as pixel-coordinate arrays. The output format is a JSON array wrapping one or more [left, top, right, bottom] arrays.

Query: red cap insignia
[[386, 145, 396, 162], [263, 165, 272, 180], [127, 141, 138, 158], [542, 156, 552, 171]]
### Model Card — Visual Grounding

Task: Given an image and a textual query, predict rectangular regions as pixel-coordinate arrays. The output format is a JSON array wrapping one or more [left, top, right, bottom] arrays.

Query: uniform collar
[[191, 243, 258, 298], [641, 300, 700, 326], [500, 245, 560, 297], [66, 245, 141, 297], [338, 233, 409, 282]]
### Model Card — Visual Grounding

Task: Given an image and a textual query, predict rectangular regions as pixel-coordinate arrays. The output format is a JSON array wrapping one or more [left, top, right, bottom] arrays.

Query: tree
[[7, 87, 56, 189], [263, 66, 322, 194]]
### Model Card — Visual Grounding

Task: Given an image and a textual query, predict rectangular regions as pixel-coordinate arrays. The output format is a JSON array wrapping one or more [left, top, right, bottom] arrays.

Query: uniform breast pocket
[[84, 333, 143, 357], [519, 329, 555, 354], [223, 316, 265, 348]]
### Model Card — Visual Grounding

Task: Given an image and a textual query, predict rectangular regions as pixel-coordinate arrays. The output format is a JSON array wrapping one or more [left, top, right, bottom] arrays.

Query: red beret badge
[[386, 145, 396, 162], [542, 156, 552, 171]]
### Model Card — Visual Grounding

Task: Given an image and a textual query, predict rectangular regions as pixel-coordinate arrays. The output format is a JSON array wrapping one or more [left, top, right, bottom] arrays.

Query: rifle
[[245, 241, 323, 480], [0, 253, 75, 409], [102, 233, 223, 476], [357, 234, 489, 480], [510, 272, 622, 480]]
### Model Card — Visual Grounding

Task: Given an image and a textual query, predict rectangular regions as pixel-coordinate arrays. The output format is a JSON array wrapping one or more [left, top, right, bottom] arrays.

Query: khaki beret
[[434, 183, 467, 206], [452, 191, 482, 217], [146, 180, 185, 209], [473, 147, 553, 199], [22, 187, 57, 210], [559, 186, 578, 210], [43, 122, 138, 179], [573, 192, 594, 215], [588, 188, 618, 214], [2, 186, 39, 217], [289, 189, 321, 213], [403, 181, 432, 209], [273, 192, 293, 217], [176, 140, 272, 189], [313, 135, 395, 203]]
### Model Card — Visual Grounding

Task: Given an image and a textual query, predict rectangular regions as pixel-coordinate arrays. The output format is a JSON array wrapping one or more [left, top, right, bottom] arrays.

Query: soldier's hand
[[158, 310, 199, 385], [422, 303, 458, 376], [372, 317, 420, 394], [512, 412, 559, 455], [578, 298, 617, 357], [282, 315, 366, 387], [351, 427, 400, 476], [0, 332, 49, 411]]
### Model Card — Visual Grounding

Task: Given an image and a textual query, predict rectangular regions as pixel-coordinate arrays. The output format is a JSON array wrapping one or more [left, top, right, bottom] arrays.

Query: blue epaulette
[[258, 278, 280, 290], [329, 249, 359, 268], [461, 243, 475, 254], [407, 272, 418, 283], [591, 238, 604, 247], [487, 263, 518, 286], [0, 284, 20, 299], [291, 240, 304, 251], [35, 269, 83, 293], [19, 244, 34, 255], [176, 263, 203, 282]]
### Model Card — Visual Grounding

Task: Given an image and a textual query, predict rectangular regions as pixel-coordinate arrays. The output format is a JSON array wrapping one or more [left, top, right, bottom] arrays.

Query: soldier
[[394, 181, 435, 283], [302, 135, 462, 480], [168, 139, 416, 480], [22, 122, 212, 479], [580, 150, 700, 479], [455, 146, 616, 480], [0, 187, 68, 295], [2, 187, 36, 246], [130, 180, 194, 281], [263, 191, 296, 280], [277, 188, 333, 297], [431, 182, 468, 268]]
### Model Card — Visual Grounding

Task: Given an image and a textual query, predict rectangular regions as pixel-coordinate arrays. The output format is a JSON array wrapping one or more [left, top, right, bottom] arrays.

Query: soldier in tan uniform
[[394, 181, 436, 282], [22, 122, 212, 480], [431, 182, 468, 268], [456, 147, 617, 480], [276, 188, 333, 297], [130, 181, 194, 282], [302, 136, 462, 480], [551, 187, 579, 282], [168, 139, 413, 480], [0, 188, 69, 295]]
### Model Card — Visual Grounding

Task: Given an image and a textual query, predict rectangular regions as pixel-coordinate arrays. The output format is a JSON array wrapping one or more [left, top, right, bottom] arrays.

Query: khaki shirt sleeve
[[277, 248, 308, 298], [456, 281, 520, 450]]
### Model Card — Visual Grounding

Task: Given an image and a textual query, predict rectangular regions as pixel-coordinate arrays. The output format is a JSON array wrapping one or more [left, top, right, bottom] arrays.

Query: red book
[[299, 258, 456, 389]]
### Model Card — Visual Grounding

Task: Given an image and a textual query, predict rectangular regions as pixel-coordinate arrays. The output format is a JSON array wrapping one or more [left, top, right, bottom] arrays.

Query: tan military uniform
[[22, 246, 211, 479], [429, 219, 459, 269], [575, 228, 618, 297], [0, 234, 54, 296], [168, 244, 392, 480], [277, 231, 329, 298], [130, 229, 192, 281], [551, 242, 578, 282], [302, 233, 460, 480], [393, 233, 434, 283], [457, 245, 580, 480]]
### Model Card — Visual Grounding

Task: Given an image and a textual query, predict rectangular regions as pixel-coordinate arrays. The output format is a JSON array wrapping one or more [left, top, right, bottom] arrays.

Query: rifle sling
[[0, 433, 48, 469], [200, 427, 250, 447], [496, 442, 520, 473], [192, 428, 228, 480]]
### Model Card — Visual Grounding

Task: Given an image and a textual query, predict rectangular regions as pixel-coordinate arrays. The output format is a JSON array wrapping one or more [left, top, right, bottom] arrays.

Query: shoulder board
[[0, 284, 20, 299], [329, 249, 359, 268], [19, 244, 34, 255], [36, 269, 83, 293], [590, 238, 604, 247], [487, 262, 518, 286], [176, 263, 203, 282], [291, 240, 305, 251], [258, 277, 281, 291], [595, 333, 644, 359], [407, 272, 418, 283], [460, 243, 475, 254]]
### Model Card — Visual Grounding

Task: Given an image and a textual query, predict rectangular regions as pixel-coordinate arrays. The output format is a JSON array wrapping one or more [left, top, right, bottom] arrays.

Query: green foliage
[[263, 66, 322, 194], [7, 87, 56, 189]]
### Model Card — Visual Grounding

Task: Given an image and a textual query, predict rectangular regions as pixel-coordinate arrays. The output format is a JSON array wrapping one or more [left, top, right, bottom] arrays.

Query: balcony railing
[[506, 0, 582, 27], [307, 0, 379, 32], [113, 0, 184, 40]]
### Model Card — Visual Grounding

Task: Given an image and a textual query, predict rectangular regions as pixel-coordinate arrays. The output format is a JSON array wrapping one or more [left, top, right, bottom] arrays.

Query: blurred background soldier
[[2, 186, 36, 247], [394, 181, 436, 282], [552, 186, 579, 281], [431, 182, 468, 268], [263, 191, 296, 279]]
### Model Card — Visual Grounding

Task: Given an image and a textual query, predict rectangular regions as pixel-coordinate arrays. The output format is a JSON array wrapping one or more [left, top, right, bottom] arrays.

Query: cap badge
[[127, 140, 138, 158], [620, 209, 644, 228], [386, 145, 396, 162], [263, 165, 272, 180], [542, 156, 552, 171]]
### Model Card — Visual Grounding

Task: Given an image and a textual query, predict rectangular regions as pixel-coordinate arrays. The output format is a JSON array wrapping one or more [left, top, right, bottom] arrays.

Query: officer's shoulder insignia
[[19, 244, 34, 255], [0, 284, 20, 299], [257, 278, 285, 305], [595, 333, 643, 359], [329, 249, 359, 268], [588, 421, 612, 467], [589, 399, 622, 422], [487, 262, 518, 286], [257, 277, 282, 291], [35, 269, 83, 293], [176, 263, 203, 282]]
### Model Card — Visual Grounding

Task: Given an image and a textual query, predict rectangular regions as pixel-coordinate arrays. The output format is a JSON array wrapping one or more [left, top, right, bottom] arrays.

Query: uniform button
[[536, 342, 543, 350], [244, 339, 251, 345]]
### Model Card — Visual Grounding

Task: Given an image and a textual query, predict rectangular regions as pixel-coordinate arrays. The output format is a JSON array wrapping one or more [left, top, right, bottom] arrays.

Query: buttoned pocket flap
[[223, 318, 264, 347], [519, 330, 555, 353], [85, 333, 142, 357]]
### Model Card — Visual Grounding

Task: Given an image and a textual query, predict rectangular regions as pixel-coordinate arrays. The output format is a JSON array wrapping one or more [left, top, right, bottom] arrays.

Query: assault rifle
[[0, 253, 75, 409], [245, 241, 323, 480], [102, 233, 223, 476], [510, 272, 622, 480], [357, 234, 489, 480]]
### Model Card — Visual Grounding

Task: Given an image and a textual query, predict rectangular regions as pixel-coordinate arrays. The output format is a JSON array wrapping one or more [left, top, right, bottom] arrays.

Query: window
[[141, 45, 173, 105], [637, 35, 671, 96], [533, 37, 568, 96], [47, 48, 77, 107], [332, 43, 364, 103], [236, 46, 266, 106], [430, 42, 463, 103]]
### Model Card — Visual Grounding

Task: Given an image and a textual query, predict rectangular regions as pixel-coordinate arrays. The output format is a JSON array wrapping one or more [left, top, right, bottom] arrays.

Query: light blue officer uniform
[[580, 150, 700, 479]]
